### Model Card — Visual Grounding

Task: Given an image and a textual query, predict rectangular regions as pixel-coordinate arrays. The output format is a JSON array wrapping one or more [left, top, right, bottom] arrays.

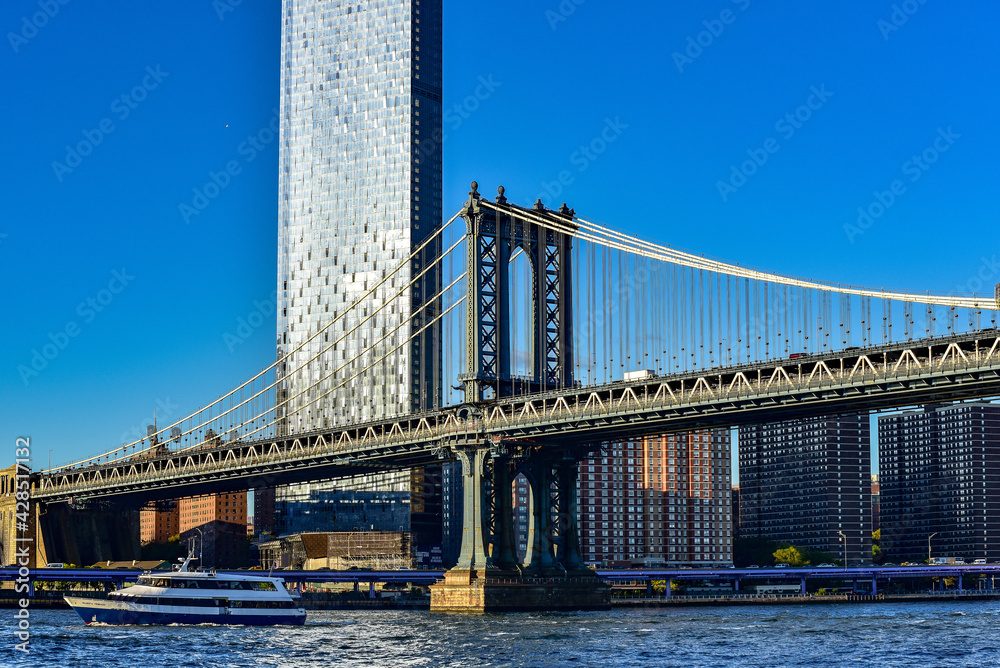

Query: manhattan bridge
[[32, 183, 1000, 610]]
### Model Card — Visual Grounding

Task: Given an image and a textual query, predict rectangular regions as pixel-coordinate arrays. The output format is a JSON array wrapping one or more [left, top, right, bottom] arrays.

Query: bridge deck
[[35, 329, 1000, 504]]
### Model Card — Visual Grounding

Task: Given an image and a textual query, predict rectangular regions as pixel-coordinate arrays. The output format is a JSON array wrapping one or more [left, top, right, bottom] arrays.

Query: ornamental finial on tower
[[496, 185, 507, 205], [463, 180, 483, 216]]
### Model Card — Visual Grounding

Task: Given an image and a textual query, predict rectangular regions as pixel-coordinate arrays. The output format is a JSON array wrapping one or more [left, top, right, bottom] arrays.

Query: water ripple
[[2, 602, 999, 667]]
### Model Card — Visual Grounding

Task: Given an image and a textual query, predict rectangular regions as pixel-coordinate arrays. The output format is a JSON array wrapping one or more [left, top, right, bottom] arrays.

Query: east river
[[4, 602, 999, 667]]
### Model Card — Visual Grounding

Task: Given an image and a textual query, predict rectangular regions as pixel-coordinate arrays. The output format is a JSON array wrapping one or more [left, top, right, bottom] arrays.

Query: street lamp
[[194, 527, 204, 569], [837, 531, 847, 569], [928, 532, 938, 564]]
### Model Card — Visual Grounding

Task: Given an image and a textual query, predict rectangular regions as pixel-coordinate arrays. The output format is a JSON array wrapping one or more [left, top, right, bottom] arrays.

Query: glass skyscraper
[[277, 0, 442, 430], [274, 0, 444, 548]]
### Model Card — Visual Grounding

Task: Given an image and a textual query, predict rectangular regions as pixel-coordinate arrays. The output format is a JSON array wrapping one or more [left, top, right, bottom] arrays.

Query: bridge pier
[[430, 444, 609, 613]]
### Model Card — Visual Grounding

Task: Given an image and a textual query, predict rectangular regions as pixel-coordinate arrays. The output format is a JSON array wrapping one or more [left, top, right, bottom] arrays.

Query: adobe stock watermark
[[51, 66, 169, 182], [224, 291, 278, 353], [179, 109, 278, 223], [17, 268, 135, 385], [13, 437, 32, 654], [878, 0, 930, 41], [716, 85, 833, 202], [412, 75, 502, 166], [954, 254, 1000, 298], [843, 126, 959, 244], [443, 75, 501, 136], [7, 0, 72, 54], [673, 0, 752, 73], [213, 0, 243, 21], [119, 397, 181, 444], [535, 117, 628, 206], [545, 0, 585, 31]]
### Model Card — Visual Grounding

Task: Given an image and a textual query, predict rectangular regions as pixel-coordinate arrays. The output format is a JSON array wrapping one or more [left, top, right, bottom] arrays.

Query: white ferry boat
[[64, 559, 305, 626]]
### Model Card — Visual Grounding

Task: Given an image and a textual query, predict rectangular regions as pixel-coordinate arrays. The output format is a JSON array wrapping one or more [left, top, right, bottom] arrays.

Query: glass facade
[[275, 485, 411, 536], [274, 0, 443, 540], [277, 0, 442, 432]]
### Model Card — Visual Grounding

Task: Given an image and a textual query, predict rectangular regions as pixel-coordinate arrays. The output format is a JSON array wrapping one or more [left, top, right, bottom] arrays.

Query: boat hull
[[64, 597, 305, 626]]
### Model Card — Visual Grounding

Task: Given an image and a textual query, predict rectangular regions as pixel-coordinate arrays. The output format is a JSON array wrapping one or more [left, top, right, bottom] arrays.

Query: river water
[[4, 602, 998, 667]]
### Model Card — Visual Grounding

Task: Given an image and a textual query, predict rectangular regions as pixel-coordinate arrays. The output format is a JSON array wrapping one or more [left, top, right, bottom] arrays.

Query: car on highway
[[816, 563, 836, 568], [775, 563, 790, 568], [746, 565, 760, 569]]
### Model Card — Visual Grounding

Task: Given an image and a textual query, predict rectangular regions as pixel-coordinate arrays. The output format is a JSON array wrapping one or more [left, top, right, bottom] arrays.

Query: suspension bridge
[[28, 182, 1000, 611]]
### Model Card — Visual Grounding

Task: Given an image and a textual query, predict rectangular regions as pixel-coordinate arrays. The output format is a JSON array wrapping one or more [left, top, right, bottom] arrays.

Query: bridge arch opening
[[508, 245, 536, 389]]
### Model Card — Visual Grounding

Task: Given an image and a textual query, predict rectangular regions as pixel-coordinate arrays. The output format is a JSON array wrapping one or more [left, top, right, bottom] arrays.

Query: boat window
[[117, 596, 297, 610], [252, 582, 277, 591]]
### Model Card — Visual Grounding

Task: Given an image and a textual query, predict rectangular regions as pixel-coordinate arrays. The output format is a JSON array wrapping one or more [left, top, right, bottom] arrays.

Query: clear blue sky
[[1, 1, 998, 471]]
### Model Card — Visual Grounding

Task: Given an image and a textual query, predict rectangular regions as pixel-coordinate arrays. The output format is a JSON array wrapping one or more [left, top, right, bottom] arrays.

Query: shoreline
[[3, 591, 998, 610], [612, 592, 1000, 607]]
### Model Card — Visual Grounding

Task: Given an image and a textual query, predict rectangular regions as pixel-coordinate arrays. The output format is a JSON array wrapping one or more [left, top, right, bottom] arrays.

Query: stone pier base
[[430, 571, 611, 613]]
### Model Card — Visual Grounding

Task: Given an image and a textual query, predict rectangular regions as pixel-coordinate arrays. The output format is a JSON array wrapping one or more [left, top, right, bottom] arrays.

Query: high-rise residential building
[[879, 403, 1000, 562], [871, 475, 880, 532], [513, 474, 531, 561], [251, 486, 277, 539], [739, 414, 872, 564], [277, 0, 443, 428], [274, 0, 445, 550], [732, 485, 741, 539], [440, 462, 464, 564], [179, 492, 249, 569], [576, 430, 734, 567], [140, 503, 179, 545]]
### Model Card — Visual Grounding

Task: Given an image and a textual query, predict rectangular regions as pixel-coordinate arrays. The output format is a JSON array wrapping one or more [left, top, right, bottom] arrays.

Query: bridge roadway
[[5, 565, 998, 594], [36, 328, 1000, 504]]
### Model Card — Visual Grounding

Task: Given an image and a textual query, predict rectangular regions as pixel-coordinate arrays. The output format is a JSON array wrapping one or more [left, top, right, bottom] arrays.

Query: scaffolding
[[326, 532, 413, 571], [257, 532, 414, 570]]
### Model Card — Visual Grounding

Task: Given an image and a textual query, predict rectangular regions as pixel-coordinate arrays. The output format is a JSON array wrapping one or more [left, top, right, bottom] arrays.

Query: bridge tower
[[458, 181, 575, 401], [431, 184, 608, 612]]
